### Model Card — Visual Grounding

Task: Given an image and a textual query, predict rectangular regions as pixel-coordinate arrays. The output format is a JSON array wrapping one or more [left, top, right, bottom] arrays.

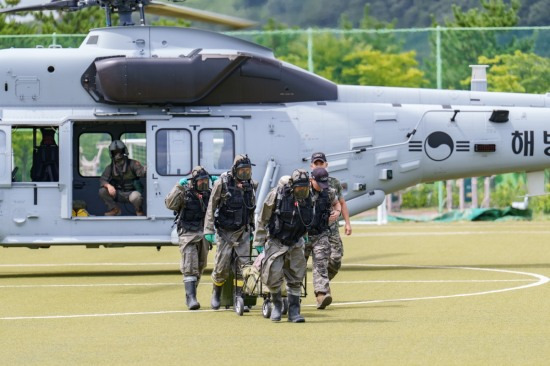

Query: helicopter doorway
[[72, 121, 147, 217], [146, 118, 243, 218]]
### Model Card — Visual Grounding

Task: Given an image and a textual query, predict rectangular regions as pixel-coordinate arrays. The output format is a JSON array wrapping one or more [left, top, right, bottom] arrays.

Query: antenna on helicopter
[[0, 0, 256, 29]]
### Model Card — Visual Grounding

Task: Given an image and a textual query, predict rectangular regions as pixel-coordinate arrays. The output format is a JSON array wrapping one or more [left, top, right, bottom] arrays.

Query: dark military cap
[[311, 167, 329, 189], [311, 152, 327, 163]]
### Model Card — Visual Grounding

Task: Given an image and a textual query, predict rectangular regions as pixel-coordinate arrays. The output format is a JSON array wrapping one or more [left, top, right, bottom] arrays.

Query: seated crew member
[[98, 140, 146, 216]]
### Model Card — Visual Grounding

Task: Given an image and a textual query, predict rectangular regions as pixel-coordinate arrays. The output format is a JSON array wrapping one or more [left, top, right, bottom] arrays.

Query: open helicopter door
[[0, 125, 11, 187], [146, 117, 244, 218]]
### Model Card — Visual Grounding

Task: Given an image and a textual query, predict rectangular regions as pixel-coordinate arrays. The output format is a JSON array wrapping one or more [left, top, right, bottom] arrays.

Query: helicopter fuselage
[[1, 26, 549, 247]]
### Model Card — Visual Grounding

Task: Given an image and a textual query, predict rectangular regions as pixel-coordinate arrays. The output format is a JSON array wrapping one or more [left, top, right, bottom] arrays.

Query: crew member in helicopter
[[304, 167, 341, 309], [310, 152, 352, 282], [165, 166, 212, 310], [99, 140, 147, 216], [252, 169, 313, 323], [203, 154, 258, 310], [30, 127, 59, 182]]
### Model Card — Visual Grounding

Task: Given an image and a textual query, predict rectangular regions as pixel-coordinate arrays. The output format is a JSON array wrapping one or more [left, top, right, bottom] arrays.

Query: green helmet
[[108, 140, 128, 158]]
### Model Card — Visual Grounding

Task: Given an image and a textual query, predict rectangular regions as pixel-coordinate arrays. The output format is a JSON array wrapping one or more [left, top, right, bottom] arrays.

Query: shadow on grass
[[350, 253, 409, 262], [303, 307, 398, 324], [306, 318, 394, 324]]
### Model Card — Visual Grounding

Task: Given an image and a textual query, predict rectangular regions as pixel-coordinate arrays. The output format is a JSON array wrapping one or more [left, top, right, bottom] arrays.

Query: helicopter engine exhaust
[[80, 53, 337, 105]]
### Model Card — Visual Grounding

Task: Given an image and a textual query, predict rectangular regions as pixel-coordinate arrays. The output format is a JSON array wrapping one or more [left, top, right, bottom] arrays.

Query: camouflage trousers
[[261, 237, 306, 296], [304, 232, 331, 295], [178, 231, 209, 283], [328, 223, 344, 280], [98, 188, 143, 212], [211, 227, 251, 286]]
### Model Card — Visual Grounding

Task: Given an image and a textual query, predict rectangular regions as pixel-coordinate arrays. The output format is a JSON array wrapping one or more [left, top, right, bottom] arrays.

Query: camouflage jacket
[[99, 158, 146, 192]]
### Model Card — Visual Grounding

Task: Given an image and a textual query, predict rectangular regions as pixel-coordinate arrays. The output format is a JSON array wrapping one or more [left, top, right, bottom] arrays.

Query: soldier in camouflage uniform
[[165, 166, 212, 310], [310, 152, 352, 281], [203, 154, 258, 310], [304, 167, 341, 309], [99, 140, 147, 216], [253, 169, 312, 322]]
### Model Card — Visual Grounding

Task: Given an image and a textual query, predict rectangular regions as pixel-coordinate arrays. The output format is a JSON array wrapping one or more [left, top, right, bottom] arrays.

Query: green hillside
[[184, 0, 549, 28]]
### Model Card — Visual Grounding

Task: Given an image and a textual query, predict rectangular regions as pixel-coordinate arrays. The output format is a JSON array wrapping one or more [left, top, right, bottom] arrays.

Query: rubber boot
[[270, 291, 283, 322], [185, 281, 200, 310], [211, 284, 222, 310], [287, 294, 305, 323]]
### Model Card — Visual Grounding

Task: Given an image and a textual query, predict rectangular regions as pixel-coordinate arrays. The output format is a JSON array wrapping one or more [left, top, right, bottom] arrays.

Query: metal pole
[[438, 181, 444, 213], [307, 27, 314, 73], [436, 26, 443, 212], [436, 26, 442, 89]]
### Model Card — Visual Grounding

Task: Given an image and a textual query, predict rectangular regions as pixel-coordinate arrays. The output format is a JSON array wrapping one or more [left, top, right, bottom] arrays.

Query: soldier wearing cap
[[204, 154, 258, 310], [253, 169, 312, 322], [99, 140, 147, 216], [165, 166, 212, 310], [306, 167, 341, 309], [310, 152, 352, 282]]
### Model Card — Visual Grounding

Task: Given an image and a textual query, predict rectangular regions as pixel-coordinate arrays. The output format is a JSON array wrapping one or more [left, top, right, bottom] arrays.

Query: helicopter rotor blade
[[146, 1, 256, 29], [0, 0, 81, 14]]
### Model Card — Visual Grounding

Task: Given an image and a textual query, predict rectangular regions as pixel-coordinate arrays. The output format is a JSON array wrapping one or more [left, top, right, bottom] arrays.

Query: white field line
[[0, 262, 215, 268], [303, 264, 549, 308], [0, 309, 232, 320], [332, 279, 534, 284], [1, 264, 548, 320], [0, 278, 535, 289], [0, 262, 178, 267], [352, 230, 550, 237]]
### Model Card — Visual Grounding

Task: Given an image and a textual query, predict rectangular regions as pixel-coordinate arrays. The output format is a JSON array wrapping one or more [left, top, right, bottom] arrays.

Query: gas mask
[[235, 166, 252, 181], [292, 184, 310, 200], [191, 166, 211, 192], [195, 178, 209, 192], [290, 169, 310, 200]]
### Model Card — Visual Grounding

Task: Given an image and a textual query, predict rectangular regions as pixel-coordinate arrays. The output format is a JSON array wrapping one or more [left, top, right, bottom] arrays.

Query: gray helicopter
[[0, 0, 549, 248]]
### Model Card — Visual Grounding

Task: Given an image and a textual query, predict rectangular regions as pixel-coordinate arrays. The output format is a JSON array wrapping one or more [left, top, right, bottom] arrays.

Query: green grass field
[[2, 221, 550, 365]]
